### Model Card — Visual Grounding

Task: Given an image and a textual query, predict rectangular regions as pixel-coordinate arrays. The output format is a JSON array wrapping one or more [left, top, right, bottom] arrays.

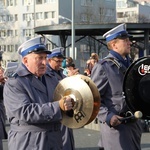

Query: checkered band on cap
[[103, 23, 131, 42]]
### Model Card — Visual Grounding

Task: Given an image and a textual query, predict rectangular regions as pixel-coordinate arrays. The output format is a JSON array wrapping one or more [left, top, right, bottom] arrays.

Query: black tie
[[38, 76, 46, 86]]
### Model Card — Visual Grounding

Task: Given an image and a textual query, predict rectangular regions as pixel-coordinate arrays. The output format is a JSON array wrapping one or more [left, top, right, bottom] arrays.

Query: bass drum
[[123, 56, 150, 119]]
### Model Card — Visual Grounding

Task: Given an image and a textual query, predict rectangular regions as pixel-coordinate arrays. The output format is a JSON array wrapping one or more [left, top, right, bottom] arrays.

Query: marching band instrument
[[54, 74, 100, 128], [123, 57, 150, 119]]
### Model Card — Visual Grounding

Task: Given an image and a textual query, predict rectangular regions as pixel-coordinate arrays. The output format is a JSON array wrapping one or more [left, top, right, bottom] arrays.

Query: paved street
[[2, 123, 150, 150], [74, 128, 150, 150]]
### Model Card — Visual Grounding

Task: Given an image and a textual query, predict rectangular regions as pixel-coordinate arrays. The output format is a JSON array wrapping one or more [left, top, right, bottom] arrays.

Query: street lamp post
[[59, 15, 72, 22], [72, 0, 75, 60], [33, 0, 36, 37], [59, 0, 75, 59]]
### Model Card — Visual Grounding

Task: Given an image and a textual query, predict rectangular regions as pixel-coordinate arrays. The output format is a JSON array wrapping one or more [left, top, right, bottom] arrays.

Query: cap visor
[[34, 50, 51, 54], [117, 34, 132, 39]]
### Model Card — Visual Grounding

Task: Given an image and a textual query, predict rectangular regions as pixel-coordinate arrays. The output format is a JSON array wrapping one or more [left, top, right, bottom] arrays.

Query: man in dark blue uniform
[[47, 47, 75, 150], [4, 36, 73, 150], [91, 24, 142, 150], [0, 66, 7, 150]]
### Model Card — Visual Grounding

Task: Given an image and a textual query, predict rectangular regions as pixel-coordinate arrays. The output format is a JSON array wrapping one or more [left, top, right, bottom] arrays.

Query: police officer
[[4, 36, 73, 150], [47, 47, 75, 150], [0, 66, 7, 150], [91, 23, 142, 150]]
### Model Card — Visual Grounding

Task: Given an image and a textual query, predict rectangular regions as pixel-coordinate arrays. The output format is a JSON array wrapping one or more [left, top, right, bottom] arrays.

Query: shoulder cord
[[104, 57, 127, 75]]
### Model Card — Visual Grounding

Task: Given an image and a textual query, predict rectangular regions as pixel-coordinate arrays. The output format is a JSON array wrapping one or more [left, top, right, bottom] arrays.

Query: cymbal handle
[[65, 109, 74, 117], [64, 94, 77, 118], [69, 94, 76, 108]]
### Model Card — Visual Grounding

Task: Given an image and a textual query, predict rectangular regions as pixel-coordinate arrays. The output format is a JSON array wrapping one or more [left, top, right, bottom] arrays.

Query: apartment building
[[0, 0, 116, 68], [116, 0, 150, 23]]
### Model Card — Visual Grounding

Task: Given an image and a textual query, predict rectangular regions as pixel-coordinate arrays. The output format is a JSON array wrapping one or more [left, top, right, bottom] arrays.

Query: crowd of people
[[0, 23, 143, 150], [84, 53, 99, 77]]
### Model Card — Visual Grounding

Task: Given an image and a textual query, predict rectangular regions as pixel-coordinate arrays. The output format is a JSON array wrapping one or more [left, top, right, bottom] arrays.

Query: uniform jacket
[[47, 64, 75, 150], [46, 64, 66, 81], [4, 63, 63, 150], [91, 53, 142, 150], [0, 84, 7, 140]]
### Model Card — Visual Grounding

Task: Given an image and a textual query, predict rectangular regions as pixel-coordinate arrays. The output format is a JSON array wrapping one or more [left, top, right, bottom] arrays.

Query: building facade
[[116, 0, 150, 23], [0, 0, 116, 71]]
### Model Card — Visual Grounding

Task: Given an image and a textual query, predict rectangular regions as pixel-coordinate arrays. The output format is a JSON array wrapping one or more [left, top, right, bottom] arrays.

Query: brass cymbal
[[75, 75, 101, 125], [53, 75, 100, 128]]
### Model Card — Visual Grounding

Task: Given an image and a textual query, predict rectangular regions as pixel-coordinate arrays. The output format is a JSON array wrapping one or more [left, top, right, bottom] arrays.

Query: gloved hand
[[110, 115, 122, 127], [59, 96, 73, 111]]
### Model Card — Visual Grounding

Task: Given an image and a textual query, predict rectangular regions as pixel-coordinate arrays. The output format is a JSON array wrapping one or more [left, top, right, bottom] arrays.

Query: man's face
[[23, 53, 47, 77], [48, 57, 63, 71], [113, 38, 132, 56]]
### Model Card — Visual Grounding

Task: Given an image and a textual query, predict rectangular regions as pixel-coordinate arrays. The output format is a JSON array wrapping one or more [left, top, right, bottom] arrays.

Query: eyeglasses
[[52, 59, 63, 63]]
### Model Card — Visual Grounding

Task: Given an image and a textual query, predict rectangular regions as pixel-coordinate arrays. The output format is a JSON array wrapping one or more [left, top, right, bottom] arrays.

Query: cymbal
[[75, 75, 100, 125], [53, 75, 100, 128]]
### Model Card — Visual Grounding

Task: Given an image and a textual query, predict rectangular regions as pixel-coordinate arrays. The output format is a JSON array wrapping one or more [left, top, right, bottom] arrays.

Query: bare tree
[[0, 1, 18, 66], [75, 1, 115, 54], [97, 6, 116, 23]]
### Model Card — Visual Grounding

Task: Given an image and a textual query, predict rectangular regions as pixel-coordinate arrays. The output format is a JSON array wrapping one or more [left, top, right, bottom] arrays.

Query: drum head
[[123, 57, 150, 119]]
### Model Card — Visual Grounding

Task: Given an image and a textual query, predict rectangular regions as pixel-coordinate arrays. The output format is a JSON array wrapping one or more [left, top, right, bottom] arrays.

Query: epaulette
[[102, 57, 127, 75], [10, 72, 18, 78], [100, 57, 121, 69]]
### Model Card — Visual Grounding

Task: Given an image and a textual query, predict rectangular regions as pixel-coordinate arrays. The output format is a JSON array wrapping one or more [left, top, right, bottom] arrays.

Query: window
[[117, 12, 123, 18], [15, 45, 18, 51], [23, 29, 34, 37], [81, 0, 93, 6], [7, 0, 13, 6], [116, 1, 127, 8], [0, 45, 6, 52], [0, 30, 6, 37], [51, 11, 55, 18], [36, 0, 42, 4], [0, 16, 2, 22], [7, 45, 14, 52], [99, 7, 105, 16], [14, 14, 18, 21], [23, 13, 33, 21], [45, 11, 55, 19], [36, 12, 43, 20], [106, 9, 115, 16], [0, 15, 6, 22], [23, 14, 27, 21], [7, 15, 13, 21], [44, 12, 49, 19], [7, 30, 13, 37]]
